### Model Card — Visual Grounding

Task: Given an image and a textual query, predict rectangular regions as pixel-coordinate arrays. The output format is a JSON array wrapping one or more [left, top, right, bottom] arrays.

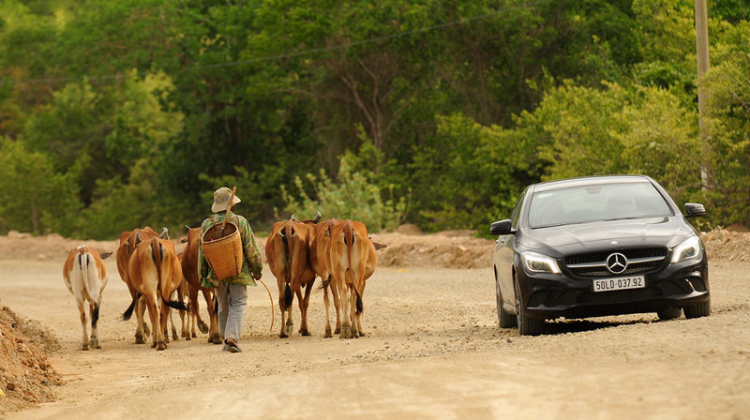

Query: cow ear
[[100, 252, 113, 260], [373, 242, 387, 251], [135, 233, 143, 245]]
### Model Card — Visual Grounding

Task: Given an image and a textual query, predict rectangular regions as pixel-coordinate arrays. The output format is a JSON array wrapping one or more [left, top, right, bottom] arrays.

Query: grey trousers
[[216, 282, 248, 343]]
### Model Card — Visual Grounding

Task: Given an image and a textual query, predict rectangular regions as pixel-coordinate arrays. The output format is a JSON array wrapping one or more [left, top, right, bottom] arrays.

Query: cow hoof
[[209, 334, 222, 344], [151, 342, 157, 349], [191, 332, 198, 338], [198, 321, 209, 334], [82, 344, 89, 351], [300, 329, 311, 337], [279, 332, 288, 339], [172, 332, 179, 341], [90, 340, 100, 349], [324, 328, 333, 338], [156, 342, 167, 351], [135, 333, 146, 344]]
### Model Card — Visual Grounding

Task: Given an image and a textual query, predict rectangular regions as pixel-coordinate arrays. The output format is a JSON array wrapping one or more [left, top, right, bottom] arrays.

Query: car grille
[[564, 248, 667, 278]]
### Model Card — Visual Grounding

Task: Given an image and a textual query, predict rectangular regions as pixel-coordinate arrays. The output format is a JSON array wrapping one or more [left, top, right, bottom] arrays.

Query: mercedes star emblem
[[606, 252, 628, 274]]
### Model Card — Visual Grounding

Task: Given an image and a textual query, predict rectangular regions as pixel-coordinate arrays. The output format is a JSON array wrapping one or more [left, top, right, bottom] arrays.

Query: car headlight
[[521, 251, 561, 274], [671, 236, 702, 263]]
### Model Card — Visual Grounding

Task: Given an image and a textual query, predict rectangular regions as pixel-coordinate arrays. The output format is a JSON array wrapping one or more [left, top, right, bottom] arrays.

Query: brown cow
[[116, 227, 161, 344], [62, 246, 112, 350], [265, 215, 319, 338], [327, 219, 380, 339], [179, 227, 220, 344], [123, 231, 185, 350], [310, 218, 343, 338]]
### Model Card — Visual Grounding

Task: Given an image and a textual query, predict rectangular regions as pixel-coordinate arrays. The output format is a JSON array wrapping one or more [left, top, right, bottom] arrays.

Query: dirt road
[[1, 248, 750, 419]]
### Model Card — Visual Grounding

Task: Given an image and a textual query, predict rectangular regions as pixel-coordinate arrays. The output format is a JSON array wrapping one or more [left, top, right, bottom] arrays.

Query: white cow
[[63, 245, 111, 350]]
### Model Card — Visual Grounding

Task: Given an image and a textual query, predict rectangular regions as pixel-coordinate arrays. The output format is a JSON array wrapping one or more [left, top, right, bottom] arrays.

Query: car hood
[[521, 217, 696, 257]]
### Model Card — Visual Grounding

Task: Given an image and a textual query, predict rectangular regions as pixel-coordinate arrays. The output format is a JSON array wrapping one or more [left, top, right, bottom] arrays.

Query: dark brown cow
[[265, 216, 318, 338], [310, 218, 343, 338], [123, 232, 184, 350], [327, 219, 379, 339], [116, 227, 161, 344], [179, 227, 220, 344]]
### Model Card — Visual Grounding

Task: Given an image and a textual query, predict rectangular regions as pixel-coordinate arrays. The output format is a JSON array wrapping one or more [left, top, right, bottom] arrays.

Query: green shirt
[[198, 212, 263, 288]]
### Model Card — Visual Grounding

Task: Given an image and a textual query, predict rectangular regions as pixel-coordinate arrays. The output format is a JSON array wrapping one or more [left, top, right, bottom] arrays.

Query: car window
[[510, 192, 525, 229], [528, 182, 673, 228]]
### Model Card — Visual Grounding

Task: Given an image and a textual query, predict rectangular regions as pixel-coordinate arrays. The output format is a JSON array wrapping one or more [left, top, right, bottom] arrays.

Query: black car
[[490, 175, 709, 336]]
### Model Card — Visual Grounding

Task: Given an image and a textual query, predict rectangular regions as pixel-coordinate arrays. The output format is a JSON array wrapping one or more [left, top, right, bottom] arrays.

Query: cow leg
[[299, 281, 313, 336], [160, 301, 171, 350], [134, 297, 148, 344], [145, 295, 166, 351], [355, 279, 366, 337], [77, 300, 90, 350], [204, 290, 221, 344], [331, 276, 342, 335], [322, 281, 333, 338], [89, 300, 102, 349], [196, 289, 209, 335], [337, 281, 353, 339]]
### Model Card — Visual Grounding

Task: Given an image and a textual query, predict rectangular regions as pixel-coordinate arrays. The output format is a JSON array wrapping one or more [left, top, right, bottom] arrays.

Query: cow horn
[[291, 214, 299, 222], [159, 227, 169, 240], [135, 233, 143, 245], [313, 210, 321, 223]]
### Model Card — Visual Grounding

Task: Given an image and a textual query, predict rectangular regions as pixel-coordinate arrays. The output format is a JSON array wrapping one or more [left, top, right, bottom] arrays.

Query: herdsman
[[198, 187, 263, 353]]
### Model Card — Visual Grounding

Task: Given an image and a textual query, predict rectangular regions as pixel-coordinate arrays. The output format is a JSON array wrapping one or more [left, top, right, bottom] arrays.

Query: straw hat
[[212, 187, 241, 213]]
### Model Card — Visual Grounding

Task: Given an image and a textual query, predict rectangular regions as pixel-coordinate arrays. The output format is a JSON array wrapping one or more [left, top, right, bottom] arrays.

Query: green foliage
[[1, 0, 750, 238], [700, 22, 750, 225], [280, 154, 408, 232], [0, 137, 82, 236]]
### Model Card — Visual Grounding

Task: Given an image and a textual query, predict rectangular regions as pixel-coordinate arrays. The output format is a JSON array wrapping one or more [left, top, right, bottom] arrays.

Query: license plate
[[593, 276, 645, 292]]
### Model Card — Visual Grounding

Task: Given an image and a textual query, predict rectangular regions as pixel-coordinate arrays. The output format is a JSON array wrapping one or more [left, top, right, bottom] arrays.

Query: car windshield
[[528, 182, 674, 228]]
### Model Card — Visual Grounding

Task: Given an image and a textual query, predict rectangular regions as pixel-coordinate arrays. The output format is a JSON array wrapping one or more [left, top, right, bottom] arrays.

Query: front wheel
[[657, 307, 682, 321], [513, 276, 544, 336], [684, 298, 711, 319], [496, 275, 516, 328]]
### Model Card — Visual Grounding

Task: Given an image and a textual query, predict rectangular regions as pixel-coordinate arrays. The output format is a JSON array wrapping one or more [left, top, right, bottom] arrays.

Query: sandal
[[224, 339, 241, 353]]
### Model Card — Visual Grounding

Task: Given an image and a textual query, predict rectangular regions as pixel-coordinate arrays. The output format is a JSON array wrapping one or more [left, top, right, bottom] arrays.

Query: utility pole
[[695, 0, 710, 189]]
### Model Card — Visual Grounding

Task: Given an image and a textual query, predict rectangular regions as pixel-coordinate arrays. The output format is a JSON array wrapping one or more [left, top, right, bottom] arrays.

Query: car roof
[[532, 175, 653, 193]]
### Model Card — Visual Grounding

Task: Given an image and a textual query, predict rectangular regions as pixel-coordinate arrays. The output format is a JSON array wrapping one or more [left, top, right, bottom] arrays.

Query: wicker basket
[[201, 222, 243, 280]]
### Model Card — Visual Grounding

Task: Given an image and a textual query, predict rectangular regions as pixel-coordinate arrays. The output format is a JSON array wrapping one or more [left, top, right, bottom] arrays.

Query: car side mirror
[[490, 219, 513, 235], [684, 203, 706, 218]]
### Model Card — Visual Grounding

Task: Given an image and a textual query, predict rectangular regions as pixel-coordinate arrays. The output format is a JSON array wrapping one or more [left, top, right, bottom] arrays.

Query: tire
[[684, 298, 711, 319], [513, 276, 544, 336], [496, 275, 517, 328], [657, 307, 682, 321]]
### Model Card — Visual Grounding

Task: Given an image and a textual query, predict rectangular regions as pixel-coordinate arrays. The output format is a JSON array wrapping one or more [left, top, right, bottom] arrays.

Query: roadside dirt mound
[[0, 302, 62, 414]]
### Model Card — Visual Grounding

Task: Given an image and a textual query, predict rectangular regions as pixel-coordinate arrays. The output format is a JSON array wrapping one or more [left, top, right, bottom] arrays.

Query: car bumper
[[517, 258, 709, 320]]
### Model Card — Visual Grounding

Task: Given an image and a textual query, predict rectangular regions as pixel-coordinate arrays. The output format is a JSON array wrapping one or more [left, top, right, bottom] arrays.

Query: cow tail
[[92, 303, 100, 328], [356, 291, 363, 315], [283, 283, 293, 311], [165, 300, 189, 311], [152, 240, 165, 300], [77, 246, 98, 304], [122, 292, 142, 321]]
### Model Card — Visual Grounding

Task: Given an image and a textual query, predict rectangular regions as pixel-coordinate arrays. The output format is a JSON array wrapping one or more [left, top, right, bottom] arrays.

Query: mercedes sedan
[[490, 175, 710, 336]]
